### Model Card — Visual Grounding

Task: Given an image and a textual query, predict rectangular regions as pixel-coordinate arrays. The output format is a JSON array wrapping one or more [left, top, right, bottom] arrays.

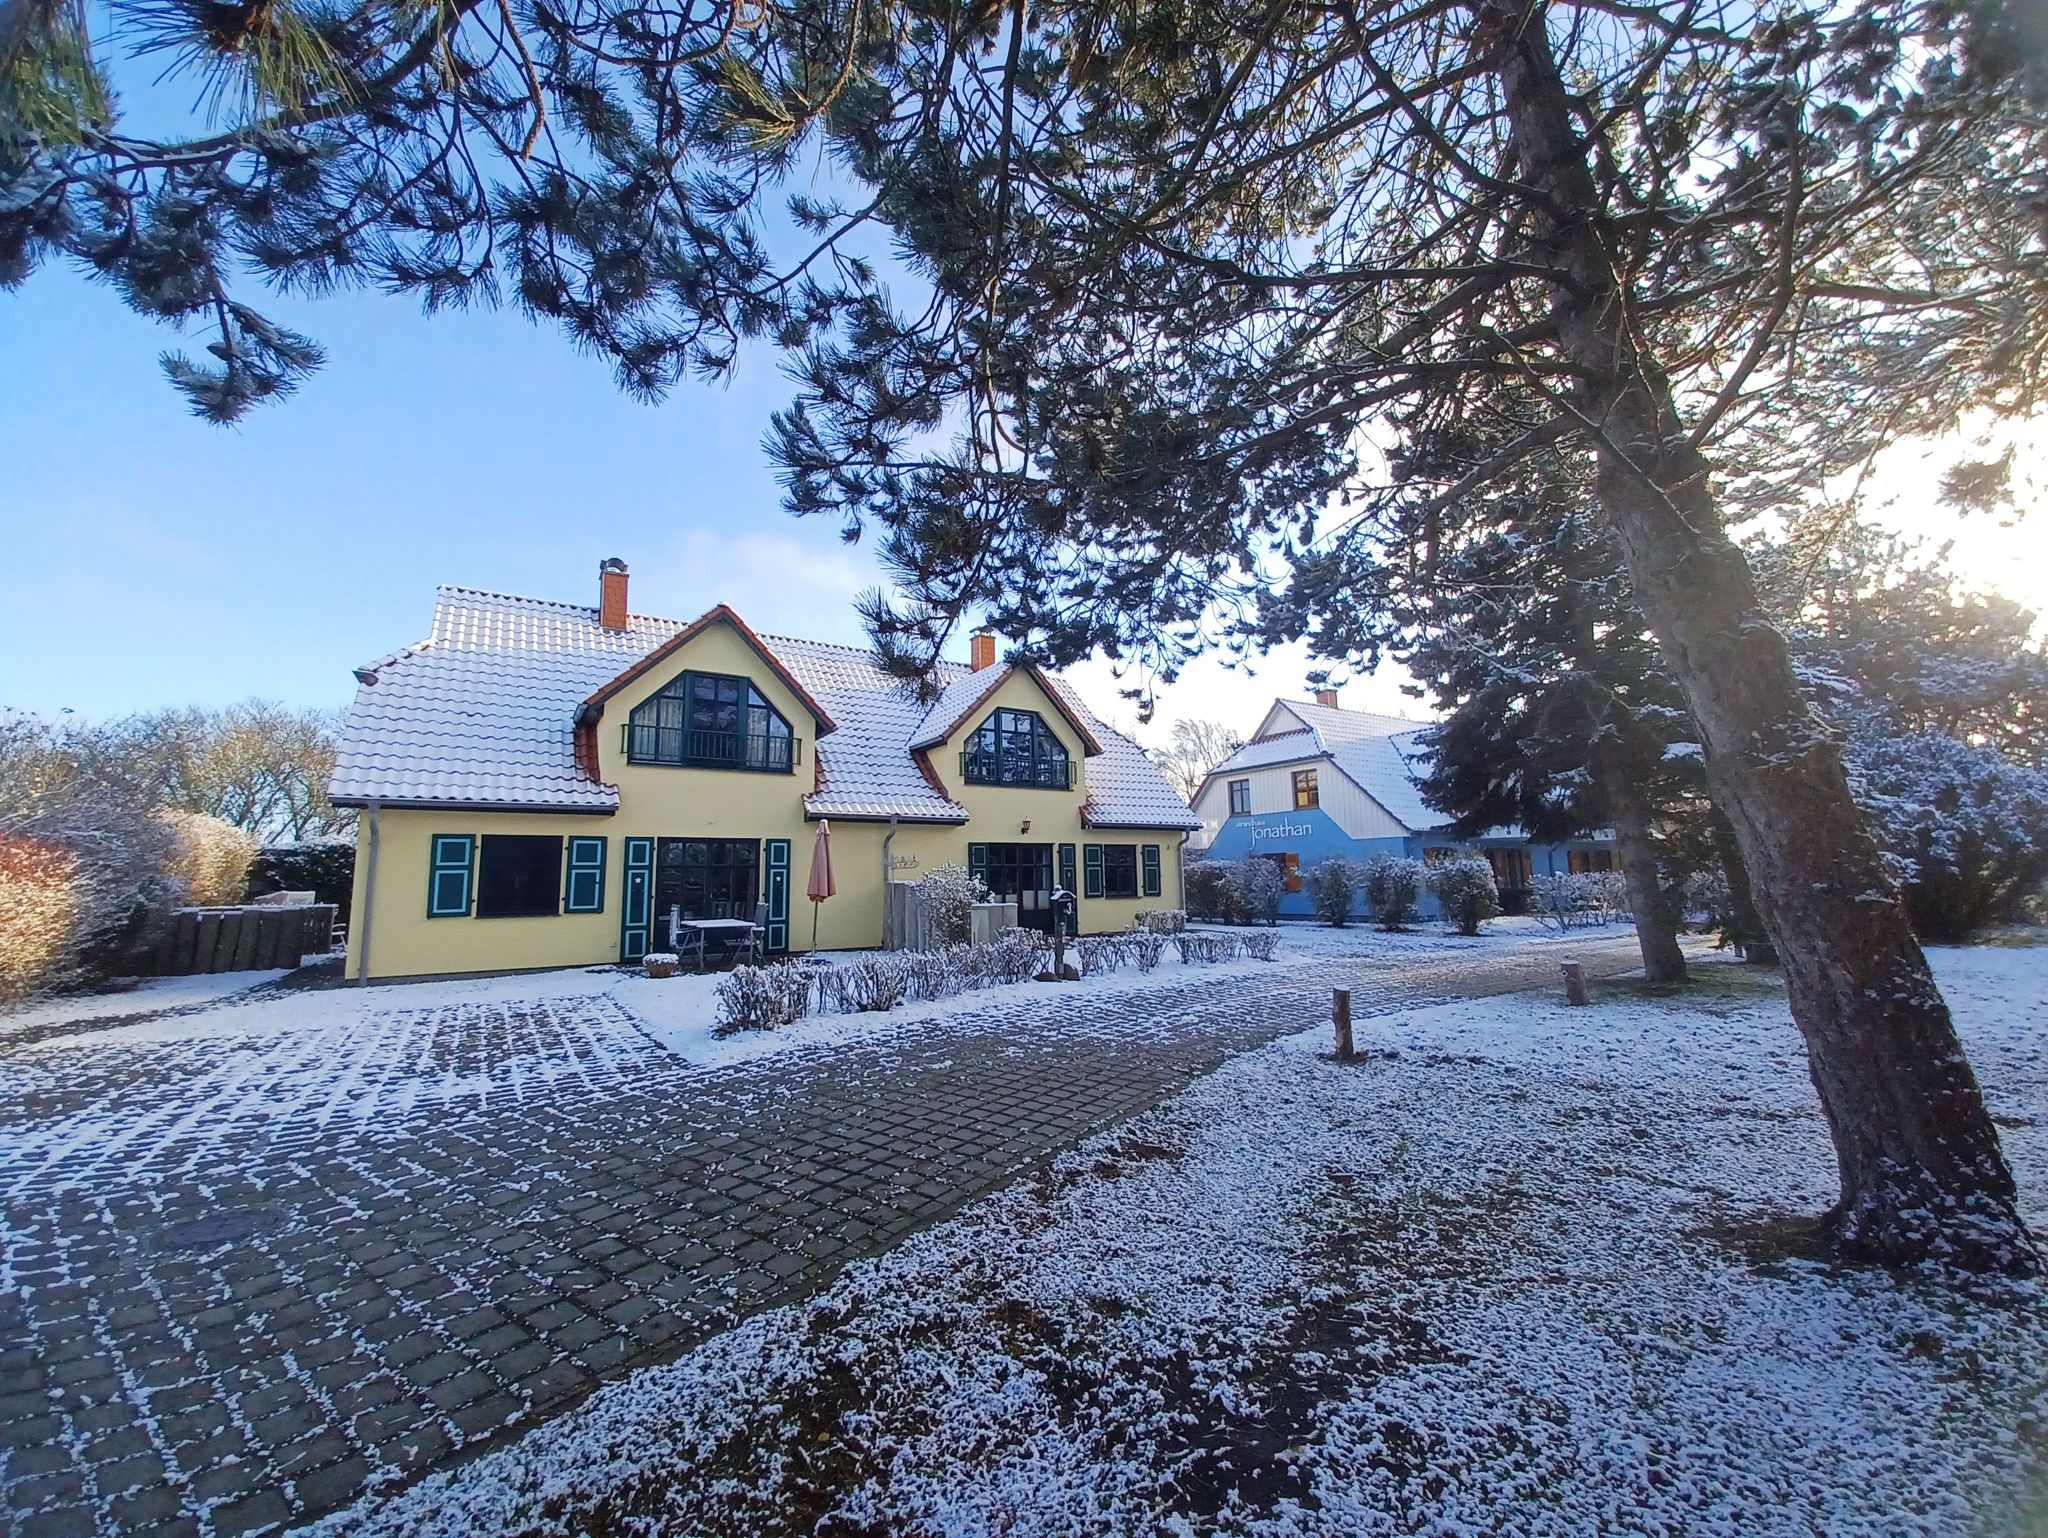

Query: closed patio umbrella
[[807, 820, 836, 950]]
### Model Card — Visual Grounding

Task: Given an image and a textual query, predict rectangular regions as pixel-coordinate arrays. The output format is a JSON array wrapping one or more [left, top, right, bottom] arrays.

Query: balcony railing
[[959, 751, 1076, 790], [625, 724, 799, 773]]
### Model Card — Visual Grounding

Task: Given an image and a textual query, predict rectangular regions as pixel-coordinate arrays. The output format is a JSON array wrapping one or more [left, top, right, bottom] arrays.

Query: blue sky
[[0, 262, 1388, 742]]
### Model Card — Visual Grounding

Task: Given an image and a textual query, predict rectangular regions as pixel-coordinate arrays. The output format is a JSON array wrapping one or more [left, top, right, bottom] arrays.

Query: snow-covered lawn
[[318, 945, 2048, 1538], [0, 967, 291, 1041]]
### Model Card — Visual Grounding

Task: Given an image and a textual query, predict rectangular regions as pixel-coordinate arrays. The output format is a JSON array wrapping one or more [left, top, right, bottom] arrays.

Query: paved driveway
[[0, 931, 1650, 1537]]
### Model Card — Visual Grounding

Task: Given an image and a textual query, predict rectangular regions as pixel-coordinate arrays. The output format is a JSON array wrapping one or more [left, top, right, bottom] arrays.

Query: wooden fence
[[142, 904, 337, 977], [884, 884, 1020, 951]]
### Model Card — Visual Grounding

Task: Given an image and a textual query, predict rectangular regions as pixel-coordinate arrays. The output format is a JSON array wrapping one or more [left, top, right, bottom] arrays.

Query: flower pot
[[643, 956, 679, 980]]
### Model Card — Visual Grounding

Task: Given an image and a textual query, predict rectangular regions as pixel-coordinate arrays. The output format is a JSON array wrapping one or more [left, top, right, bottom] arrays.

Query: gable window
[[1101, 844, 1139, 899], [476, 835, 563, 918], [1227, 779, 1251, 816], [627, 671, 794, 772], [963, 708, 1073, 789], [1292, 769, 1319, 809]]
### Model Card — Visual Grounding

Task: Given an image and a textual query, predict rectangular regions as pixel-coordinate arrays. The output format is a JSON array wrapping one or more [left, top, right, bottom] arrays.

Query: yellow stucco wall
[[345, 632, 1186, 979]]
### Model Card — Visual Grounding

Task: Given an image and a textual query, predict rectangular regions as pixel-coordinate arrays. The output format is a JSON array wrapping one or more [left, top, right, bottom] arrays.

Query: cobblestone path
[[0, 933, 1648, 1537]]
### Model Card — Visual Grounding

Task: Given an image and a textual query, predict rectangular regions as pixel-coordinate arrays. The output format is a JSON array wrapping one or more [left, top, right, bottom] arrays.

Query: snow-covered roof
[[1209, 729, 1323, 775], [907, 663, 1105, 758], [1278, 698, 1429, 745], [1196, 698, 1458, 834], [330, 586, 1197, 829], [1328, 730, 1451, 832]]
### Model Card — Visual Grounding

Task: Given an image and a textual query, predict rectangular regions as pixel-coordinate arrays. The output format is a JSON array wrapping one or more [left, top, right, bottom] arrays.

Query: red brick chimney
[[1314, 687, 1339, 708], [969, 629, 998, 672], [599, 558, 629, 631]]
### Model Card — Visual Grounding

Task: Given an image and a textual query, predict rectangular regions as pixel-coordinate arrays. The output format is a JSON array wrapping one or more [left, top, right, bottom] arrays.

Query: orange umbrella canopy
[[807, 820, 836, 903]]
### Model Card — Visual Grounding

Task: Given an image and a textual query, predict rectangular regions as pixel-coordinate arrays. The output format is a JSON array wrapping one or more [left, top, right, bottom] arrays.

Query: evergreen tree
[[9, 0, 2043, 1268], [1346, 407, 1697, 981]]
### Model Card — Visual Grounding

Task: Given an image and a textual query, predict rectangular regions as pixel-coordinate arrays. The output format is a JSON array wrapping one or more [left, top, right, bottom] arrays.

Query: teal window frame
[[625, 669, 796, 773], [564, 836, 608, 913], [427, 835, 474, 917]]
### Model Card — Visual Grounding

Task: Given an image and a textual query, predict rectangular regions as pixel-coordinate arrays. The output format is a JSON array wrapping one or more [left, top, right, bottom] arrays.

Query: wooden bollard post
[[1561, 960, 1590, 1006], [1333, 987, 1354, 1060]]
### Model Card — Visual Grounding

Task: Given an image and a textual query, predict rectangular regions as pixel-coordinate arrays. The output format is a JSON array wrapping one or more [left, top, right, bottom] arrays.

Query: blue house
[[1187, 693, 1614, 920]]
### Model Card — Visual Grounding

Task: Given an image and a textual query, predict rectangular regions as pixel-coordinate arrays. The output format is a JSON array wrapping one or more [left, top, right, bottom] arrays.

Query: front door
[[654, 838, 760, 953], [982, 842, 1056, 933]]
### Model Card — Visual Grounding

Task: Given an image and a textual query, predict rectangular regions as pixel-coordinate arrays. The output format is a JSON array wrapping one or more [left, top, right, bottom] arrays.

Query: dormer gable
[[572, 604, 835, 782], [909, 663, 1104, 758]]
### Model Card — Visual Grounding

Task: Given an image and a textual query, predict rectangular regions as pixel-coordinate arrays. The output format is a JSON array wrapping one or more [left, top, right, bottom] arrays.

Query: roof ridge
[[1286, 696, 1428, 725], [432, 587, 968, 671]]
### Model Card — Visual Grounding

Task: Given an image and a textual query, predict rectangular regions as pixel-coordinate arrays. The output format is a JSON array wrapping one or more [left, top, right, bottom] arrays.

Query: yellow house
[[329, 561, 1200, 981]]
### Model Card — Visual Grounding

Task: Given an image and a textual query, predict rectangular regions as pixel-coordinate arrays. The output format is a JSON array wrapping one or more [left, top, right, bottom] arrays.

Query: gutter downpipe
[[881, 817, 900, 950], [355, 800, 381, 985]]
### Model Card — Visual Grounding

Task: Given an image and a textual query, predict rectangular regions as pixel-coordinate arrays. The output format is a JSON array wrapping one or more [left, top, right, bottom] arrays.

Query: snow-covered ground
[[318, 945, 2048, 1538], [0, 967, 290, 1040], [0, 918, 1603, 1061]]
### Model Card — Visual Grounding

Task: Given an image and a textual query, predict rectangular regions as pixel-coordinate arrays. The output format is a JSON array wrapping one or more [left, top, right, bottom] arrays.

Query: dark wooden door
[[982, 842, 1055, 932]]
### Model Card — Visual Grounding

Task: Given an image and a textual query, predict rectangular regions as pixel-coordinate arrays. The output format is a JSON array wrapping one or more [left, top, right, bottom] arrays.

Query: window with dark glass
[[476, 835, 562, 918], [1101, 844, 1139, 899], [627, 671, 794, 772], [654, 838, 760, 922], [1227, 778, 1251, 816], [962, 708, 1072, 788], [1292, 769, 1319, 809]]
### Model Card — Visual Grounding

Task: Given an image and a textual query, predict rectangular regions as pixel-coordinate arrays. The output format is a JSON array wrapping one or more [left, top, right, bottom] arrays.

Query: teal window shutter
[[564, 836, 608, 913], [967, 843, 988, 886], [1142, 843, 1162, 898], [764, 839, 790, 951], [428, 835, 474, 917], [619, 837, 654, 959], [1083, 844, 1104, 899], [1057, 843, 1077, 895]]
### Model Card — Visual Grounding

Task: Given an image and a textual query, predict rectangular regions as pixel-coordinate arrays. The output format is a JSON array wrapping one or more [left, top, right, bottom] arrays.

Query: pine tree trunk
[[1484, 0, 2038, 1272], [1607, 777, 1687, 983], [1711, 811, 1779, 965]]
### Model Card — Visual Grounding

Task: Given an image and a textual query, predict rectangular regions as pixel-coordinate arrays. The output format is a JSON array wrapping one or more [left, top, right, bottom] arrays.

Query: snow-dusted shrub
[[0, 710, 182, 1004], [1172, 931, 1238, 964], [838, 953, 909, 1012], [1184, 861, 1248, 924], [1848, 728, 2048, 942], [986, 928, 1045, 985], [1682, 865, 1729, 928], [1231, 858, 1286, 926], [1584, 871, 1629, 919], [1240, 929, 1282, 962], [1428, 855, 1500, 936], [1127, 931, 1167, 970], [1132, 909, 1187, 934], [914, 862, 990, 945], [899, 949, 956, 1003], [1530, 872, 1628, 930], [0, 836, 82, 1010], [1304, 857, 1362, 927], [1361, 855, 1425, 931], [1074, 935, 1125, 977], [715, 962, 813, 1032], [161, 810, 260, 907]]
